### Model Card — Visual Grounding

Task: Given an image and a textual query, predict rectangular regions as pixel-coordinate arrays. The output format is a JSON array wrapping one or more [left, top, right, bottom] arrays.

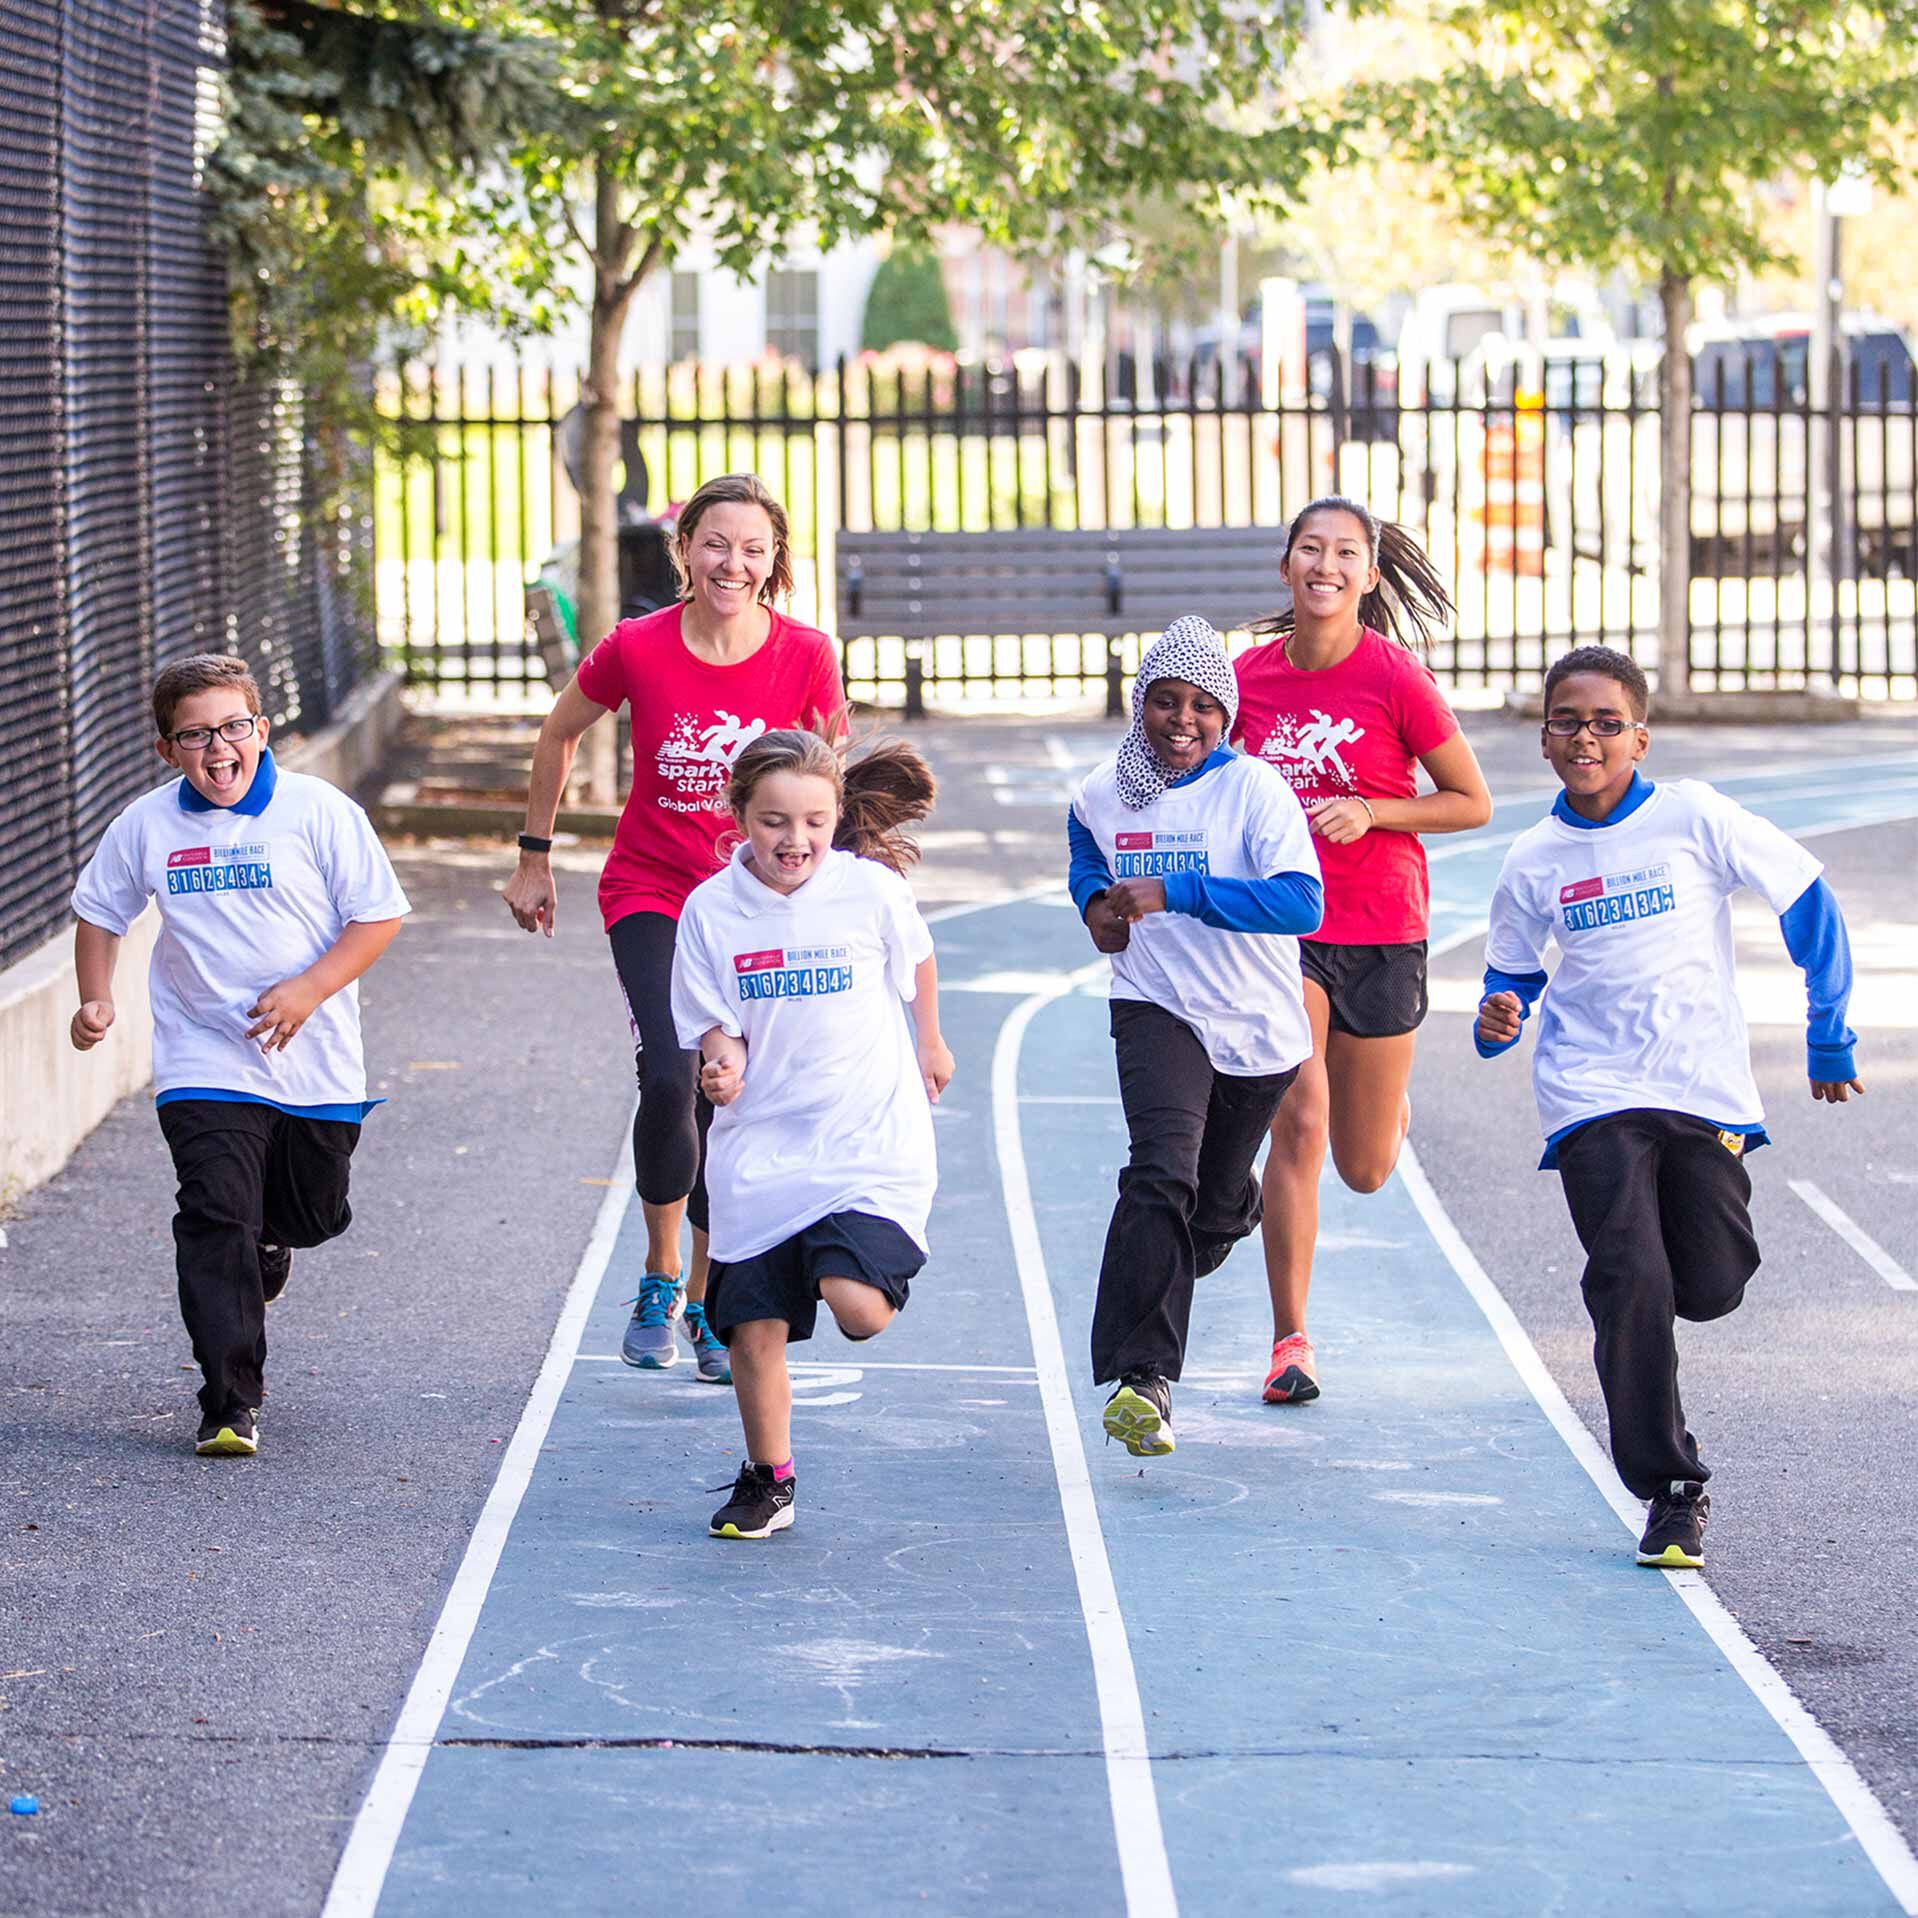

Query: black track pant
[[1556, 1109, 1761, 1498], [1091, 1000, 1299, 1384], [158, 1100, 360, 1421], [608, 910, 711, 1232]]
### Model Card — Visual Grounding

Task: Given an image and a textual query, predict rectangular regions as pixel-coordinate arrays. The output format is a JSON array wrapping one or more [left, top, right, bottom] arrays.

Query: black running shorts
[[704, 1211, 924, 1345], [1299, 939, 1429, 1039]]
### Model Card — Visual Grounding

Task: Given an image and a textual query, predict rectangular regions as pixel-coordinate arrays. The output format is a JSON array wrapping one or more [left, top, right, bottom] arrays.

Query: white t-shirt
[[70, 759, 411, 1110], [1072, 752, 1320, 1075], [1485, 778, 1821, 1141], [672, 846, 937, 1262]]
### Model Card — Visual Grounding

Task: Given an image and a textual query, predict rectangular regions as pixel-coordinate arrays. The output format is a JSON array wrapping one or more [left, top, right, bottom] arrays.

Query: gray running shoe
[[682, 1300, 732, 1384], [621, 1274, 684, 1369]]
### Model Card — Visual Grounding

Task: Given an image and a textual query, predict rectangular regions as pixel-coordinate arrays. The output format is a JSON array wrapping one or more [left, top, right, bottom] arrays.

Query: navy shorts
[[703, 1211, 924, 1345], [1300, 939, 1429, 1039]]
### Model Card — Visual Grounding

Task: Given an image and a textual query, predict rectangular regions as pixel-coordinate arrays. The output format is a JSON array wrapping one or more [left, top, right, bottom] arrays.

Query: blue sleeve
[[1067, 807, 1113, 919], [1474, 965, 1549, 1058], [1780, 876, 1857, 1082], [1160, 868, 1324, 935]]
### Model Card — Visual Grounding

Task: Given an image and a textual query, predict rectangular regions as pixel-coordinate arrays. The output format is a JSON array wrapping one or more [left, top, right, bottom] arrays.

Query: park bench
[[834, 526, 1292, 714]]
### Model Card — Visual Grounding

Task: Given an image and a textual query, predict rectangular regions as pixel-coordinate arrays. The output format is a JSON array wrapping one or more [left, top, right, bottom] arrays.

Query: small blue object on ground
[[10, 1795, 39, 1816]]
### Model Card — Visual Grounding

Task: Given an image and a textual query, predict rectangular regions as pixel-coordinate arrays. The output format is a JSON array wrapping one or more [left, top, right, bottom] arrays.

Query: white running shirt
[[70, 764, 410, 1109], [672, 846, 937, 1262], [1072, 752, 1320, 1075], [1485, 778, 1822, 1141]]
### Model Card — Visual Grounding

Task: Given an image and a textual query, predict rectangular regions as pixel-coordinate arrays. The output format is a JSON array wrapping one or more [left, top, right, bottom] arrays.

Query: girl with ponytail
[[670, 730, 953, 1540], [1233, 497, 1492, 1408]]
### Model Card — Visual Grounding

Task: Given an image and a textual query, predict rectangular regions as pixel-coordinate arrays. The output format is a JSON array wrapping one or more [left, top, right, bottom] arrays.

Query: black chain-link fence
[[0, 0, 377, 973]]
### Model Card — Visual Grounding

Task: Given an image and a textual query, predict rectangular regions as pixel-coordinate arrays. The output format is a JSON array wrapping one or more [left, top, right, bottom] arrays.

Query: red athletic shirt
[[573, 603, 846, 929], [1232, 628, 1458, 946]]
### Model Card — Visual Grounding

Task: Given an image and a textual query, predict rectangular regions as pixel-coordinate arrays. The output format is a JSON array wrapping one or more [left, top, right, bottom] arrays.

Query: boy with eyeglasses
[[68, 654, 408, 1456], [1475, 646, 1860, 1568]]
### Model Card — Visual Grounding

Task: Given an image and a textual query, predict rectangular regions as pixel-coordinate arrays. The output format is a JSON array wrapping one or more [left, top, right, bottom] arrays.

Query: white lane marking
[[319, 1119, 636, 1918], [1396, 1143, 1918, 1915], [993, 965, 1179, 1918], [1021, 1094, 1127, 1105], [924, 883, 1064, 924], [1788, 1180, 1918, 1292], [570, 1356, 1040, 1375]]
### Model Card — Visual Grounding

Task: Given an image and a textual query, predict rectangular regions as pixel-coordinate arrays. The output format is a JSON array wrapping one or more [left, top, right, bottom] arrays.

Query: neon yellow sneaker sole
[[1636, 1543, 1703, 1569], [195, 1424, 257, 1457], [1103, 1385, 1175, 1457]]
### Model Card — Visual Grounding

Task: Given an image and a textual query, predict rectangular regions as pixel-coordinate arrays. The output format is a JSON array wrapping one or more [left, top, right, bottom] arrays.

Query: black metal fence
[[378, 344, 1918, 710], [0, 0, 377, 973]]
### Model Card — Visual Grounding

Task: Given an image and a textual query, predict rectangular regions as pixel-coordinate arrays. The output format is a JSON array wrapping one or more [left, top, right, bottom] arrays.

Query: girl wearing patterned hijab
[[1063, 616, 1326, 1459]]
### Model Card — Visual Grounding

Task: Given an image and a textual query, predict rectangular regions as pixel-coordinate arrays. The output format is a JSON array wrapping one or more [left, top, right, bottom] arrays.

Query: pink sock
[[769, 1458, 794, 1482]]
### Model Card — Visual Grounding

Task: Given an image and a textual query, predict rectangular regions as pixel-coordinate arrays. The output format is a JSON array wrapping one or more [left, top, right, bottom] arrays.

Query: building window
[[669, 271, 701, 363], [766, 268, 820, 367]]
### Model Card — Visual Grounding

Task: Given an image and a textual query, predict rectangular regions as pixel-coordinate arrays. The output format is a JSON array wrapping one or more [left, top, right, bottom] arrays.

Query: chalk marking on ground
[[319, 1117, 636, 1918], [1788, 1180, 1918, 1292], [993, 964, 1180, 1918], [1397, 1143, 1918, 1915]]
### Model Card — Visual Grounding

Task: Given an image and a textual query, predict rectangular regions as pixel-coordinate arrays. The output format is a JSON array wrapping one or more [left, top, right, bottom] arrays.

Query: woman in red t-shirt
[[504, 474, 847, 1381], [1232, 495, 1491, 1406]]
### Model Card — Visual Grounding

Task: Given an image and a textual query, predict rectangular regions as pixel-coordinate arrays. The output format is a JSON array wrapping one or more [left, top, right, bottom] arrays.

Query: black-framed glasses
[[1543, 715, 1643, 738], [169, 715, 261, 751]]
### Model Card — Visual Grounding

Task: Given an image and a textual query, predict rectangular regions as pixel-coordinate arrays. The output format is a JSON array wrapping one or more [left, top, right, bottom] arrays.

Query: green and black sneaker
[[1637, 1480, 1709, 1568], [1103, 1371, 1175, 1457], [195, 1409, 259, 1458]]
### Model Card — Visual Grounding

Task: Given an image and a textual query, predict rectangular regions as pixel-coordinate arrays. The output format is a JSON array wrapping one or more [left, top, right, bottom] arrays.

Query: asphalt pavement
[[1, 701, 1914, 1914]]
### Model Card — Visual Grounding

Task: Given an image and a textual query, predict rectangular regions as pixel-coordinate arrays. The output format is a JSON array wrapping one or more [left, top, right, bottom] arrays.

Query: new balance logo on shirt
[[1114, 829, 1211, 878], [1558, 862, 1675, 932], [733, 945, 854, 999]]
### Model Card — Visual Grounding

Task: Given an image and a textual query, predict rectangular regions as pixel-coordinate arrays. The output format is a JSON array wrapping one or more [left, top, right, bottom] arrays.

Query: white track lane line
[[320, 1119, 636, 1918], [1789, 1179, 1918, 1292], [1397, 1144, 1918, 1915], [993, 965, 1180, 1918]]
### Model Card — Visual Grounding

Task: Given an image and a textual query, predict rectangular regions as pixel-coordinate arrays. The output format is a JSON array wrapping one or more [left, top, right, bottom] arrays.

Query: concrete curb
[[0, 670, 407, 1202]]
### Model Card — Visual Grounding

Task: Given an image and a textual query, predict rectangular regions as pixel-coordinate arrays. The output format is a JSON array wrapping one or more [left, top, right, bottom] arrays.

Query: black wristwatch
[[517, 832, 553, 854]]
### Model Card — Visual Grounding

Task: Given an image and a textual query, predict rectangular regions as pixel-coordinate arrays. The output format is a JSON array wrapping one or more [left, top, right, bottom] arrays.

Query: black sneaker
[[260, 1243, 293, 1304], [1637, 1480, 1709, 1568], [1103, 1370, 1175, 1456], [709, 1462, 796, 1539], [195, 1409, 259, 1458]]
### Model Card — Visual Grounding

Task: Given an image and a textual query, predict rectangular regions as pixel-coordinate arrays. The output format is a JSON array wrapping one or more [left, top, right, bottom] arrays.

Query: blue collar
[[177, 747, 279, 817], [1552, 769, 1652, 830], [1168, 745, 1235, 790]]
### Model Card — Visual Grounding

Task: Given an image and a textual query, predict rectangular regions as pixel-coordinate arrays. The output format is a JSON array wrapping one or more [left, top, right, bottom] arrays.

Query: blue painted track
[[363, 764, 1918, 1916]]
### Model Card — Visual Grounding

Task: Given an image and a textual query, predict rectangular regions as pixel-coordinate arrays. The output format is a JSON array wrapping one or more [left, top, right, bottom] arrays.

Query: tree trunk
[[574, 153, 642, 807], [1657, 269, 1693, 700]]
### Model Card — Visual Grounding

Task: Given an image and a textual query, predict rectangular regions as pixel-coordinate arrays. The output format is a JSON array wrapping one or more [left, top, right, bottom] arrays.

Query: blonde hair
[[672, 474, 795, 605], [726, 729, 937, 875]]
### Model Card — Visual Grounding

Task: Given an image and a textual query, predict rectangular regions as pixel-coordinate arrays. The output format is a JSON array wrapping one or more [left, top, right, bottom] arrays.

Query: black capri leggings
[[608, 911, 712, 1232]]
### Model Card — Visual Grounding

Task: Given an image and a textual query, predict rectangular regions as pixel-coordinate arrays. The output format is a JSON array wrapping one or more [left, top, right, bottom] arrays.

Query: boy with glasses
[[68, 654, 409, 1456], [1475, 646, 1861, 1567]]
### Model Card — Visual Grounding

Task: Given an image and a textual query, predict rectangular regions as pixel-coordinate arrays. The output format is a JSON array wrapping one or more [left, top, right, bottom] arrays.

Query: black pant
[[608, 911, 712, 1233], [1556, 1109, 1761, 1498], [158, 1100, 360, 1420], [1091, 1000, 1299, 1384]]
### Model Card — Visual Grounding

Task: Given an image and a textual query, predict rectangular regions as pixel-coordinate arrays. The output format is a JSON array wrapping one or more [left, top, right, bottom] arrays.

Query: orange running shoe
[[1262, 1333, 1320, 1405]]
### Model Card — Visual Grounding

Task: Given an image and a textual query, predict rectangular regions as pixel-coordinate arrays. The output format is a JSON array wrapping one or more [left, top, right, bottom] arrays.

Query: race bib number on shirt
[[1113, 829, 1210, 877], [733, 943, 854, 999], [1558, 863, 1676, 933], [164, 843, 273, 895]]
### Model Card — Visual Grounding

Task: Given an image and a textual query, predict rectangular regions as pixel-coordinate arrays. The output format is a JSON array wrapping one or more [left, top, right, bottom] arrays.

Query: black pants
[[608, 910, 712, 1233], [158, 1100, 360, 1420], [1556, 1109, 1761, 1498], [1091, 1000, 1299, 1384]]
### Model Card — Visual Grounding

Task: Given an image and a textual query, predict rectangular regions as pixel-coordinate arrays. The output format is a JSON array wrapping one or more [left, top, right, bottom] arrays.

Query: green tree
[[861, 246, 958, 354], [1385, 0, 1918, 691], [480, 0, 1334, 763]]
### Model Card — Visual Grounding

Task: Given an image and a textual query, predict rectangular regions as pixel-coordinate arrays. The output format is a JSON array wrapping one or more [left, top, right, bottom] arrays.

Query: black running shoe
[[1637, 1480, 1709, 1568], [259, 1243, 292, 1304], [195, 1409, 258, 1458], [709, 1462, 796, 1539], [1103, 1370, 1175, 1456]]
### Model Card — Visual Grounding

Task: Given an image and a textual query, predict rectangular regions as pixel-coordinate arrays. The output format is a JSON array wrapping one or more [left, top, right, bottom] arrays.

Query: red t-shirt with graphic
[[1232, 628, 1458, 946], [574, 603, 846, 929]]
